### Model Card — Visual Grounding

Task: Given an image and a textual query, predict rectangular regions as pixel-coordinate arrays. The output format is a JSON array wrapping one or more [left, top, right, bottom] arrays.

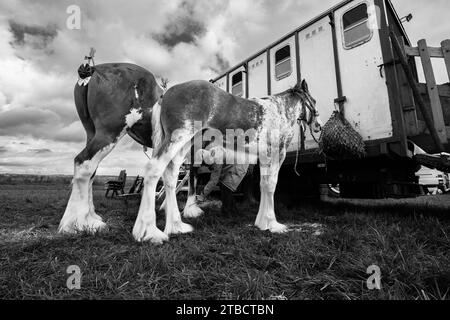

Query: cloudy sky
[[0, 0, 449, 176]]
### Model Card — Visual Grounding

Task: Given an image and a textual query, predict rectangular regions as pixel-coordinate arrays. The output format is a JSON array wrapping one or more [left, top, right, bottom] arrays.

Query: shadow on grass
[[321, 198, 450, 220]]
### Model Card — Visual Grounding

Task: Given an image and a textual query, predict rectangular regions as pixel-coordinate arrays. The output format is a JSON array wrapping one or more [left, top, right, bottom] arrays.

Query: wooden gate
[[390, 29, 450, 154]]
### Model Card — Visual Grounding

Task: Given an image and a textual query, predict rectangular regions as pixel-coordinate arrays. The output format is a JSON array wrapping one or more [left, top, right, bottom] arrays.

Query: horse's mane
[[276, 82, 305, 101], [286, 83, 304, 98]]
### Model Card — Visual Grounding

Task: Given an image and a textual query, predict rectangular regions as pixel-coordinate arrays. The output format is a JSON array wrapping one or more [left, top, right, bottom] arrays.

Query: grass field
[[0, 182, 449, 300]]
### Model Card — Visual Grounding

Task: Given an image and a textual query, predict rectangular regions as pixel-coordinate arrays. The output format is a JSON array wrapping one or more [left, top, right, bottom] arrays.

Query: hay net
[[318, 111, 366, 160]]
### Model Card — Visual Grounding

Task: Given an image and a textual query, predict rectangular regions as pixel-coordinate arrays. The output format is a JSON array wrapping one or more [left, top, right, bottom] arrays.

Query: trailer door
[[333, 0, 393, 141]]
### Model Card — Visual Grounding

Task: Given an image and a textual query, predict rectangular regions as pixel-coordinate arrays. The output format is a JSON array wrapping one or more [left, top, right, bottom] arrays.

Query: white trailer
[[211, 0, 450, 198]]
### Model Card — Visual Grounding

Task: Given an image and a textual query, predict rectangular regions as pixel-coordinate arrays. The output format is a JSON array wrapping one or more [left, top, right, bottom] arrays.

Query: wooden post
[[441, 40, 450, 83], [389, 30, 444, 152], [398, 36, 419, 136], [418, 39, 447, 145]]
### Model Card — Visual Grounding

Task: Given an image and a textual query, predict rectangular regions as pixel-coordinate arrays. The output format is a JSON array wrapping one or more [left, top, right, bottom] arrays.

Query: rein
[[294, 118, 304, 177], [294, 97, 320, 177]]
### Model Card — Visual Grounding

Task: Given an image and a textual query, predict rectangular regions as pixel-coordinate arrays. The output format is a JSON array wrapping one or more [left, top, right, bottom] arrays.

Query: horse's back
[[161, 80, 264, 133], [90, 63, 160, 97], [163, 80, 223, 106], [160, 80, 225, 128]]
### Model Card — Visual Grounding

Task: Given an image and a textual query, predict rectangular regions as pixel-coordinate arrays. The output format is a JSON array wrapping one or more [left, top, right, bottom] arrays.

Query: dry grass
[[0, 182, 449, 300]]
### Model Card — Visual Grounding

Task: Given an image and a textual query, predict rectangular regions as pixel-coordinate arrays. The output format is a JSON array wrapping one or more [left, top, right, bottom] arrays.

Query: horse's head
[[291, 80, 322, 134]]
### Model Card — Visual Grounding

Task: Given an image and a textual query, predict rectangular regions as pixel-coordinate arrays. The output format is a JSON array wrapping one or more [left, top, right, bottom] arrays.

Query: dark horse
[[132, 79, 321, 243], [59, 63, 163, 233]]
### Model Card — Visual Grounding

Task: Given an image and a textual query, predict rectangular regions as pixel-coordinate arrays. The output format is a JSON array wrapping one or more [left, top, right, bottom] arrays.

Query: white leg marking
[[59, 161, 107, 234], [133, 133, 194, 243], [254, 155, 287, 234], [133, 159, 169, 244], [59, 133, 125, 234], [163, 156, 193, 235], [183, 194, 204, 219]]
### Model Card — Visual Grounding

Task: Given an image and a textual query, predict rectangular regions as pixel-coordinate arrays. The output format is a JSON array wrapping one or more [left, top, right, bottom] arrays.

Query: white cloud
[[54, 121, 85, 143], [1, 0, 449, 175]]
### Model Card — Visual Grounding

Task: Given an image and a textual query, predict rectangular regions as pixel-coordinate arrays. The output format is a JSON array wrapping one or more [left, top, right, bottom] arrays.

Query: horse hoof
[[58, 215, 107, 234], [58, 224, 78, 235], [90, 211, 103, 222], [269, 222, 288, 234], [83, 217, 107, 234], [165, 222, 194, 236], [133, 223, 168, 244], [183, 204, 204, 219]]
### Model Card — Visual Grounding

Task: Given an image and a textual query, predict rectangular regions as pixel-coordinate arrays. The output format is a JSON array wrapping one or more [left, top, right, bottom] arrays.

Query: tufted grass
[[0, 182, 449, 300]]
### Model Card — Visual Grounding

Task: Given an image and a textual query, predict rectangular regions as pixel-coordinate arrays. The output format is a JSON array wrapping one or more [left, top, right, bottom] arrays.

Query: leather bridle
[[295, 90, 321, 176]]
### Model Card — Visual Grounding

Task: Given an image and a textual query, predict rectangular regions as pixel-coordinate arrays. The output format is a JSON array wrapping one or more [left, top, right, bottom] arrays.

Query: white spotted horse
[[59, 63, 163, 234], [133, 79, 322, 243]]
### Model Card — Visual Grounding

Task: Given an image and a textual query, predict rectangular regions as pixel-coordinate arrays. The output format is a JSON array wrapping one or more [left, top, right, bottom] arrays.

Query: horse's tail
[[151, 98, 165, 154], [74, 82, 95, 142]]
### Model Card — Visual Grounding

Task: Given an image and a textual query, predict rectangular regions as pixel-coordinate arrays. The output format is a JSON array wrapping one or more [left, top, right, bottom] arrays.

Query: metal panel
[[214, 76, 227, 92], [248, 53, 268, 98]]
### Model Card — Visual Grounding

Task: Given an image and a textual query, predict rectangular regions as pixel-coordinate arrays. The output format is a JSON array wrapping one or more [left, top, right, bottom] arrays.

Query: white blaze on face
[[125, 108, 143, 128]]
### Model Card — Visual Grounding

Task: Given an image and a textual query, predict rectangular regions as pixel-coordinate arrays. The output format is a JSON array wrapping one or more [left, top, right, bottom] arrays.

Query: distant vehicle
[[413, 144, 450, 193], [416, 166, 449, 194]]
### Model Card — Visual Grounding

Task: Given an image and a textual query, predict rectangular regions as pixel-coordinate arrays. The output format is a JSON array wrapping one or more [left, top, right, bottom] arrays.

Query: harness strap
[[294, 103, 321, 176], [294, 119, 305, 177]]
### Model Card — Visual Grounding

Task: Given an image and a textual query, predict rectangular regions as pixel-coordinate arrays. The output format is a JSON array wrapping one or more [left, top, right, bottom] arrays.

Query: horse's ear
[[301, 79, 309, 92]]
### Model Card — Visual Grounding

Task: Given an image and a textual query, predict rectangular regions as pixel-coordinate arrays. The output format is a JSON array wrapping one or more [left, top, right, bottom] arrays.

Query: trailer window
[[275, 45, 292, 80], [342, 3, 372, 49], [231, 71, 243, 97]]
